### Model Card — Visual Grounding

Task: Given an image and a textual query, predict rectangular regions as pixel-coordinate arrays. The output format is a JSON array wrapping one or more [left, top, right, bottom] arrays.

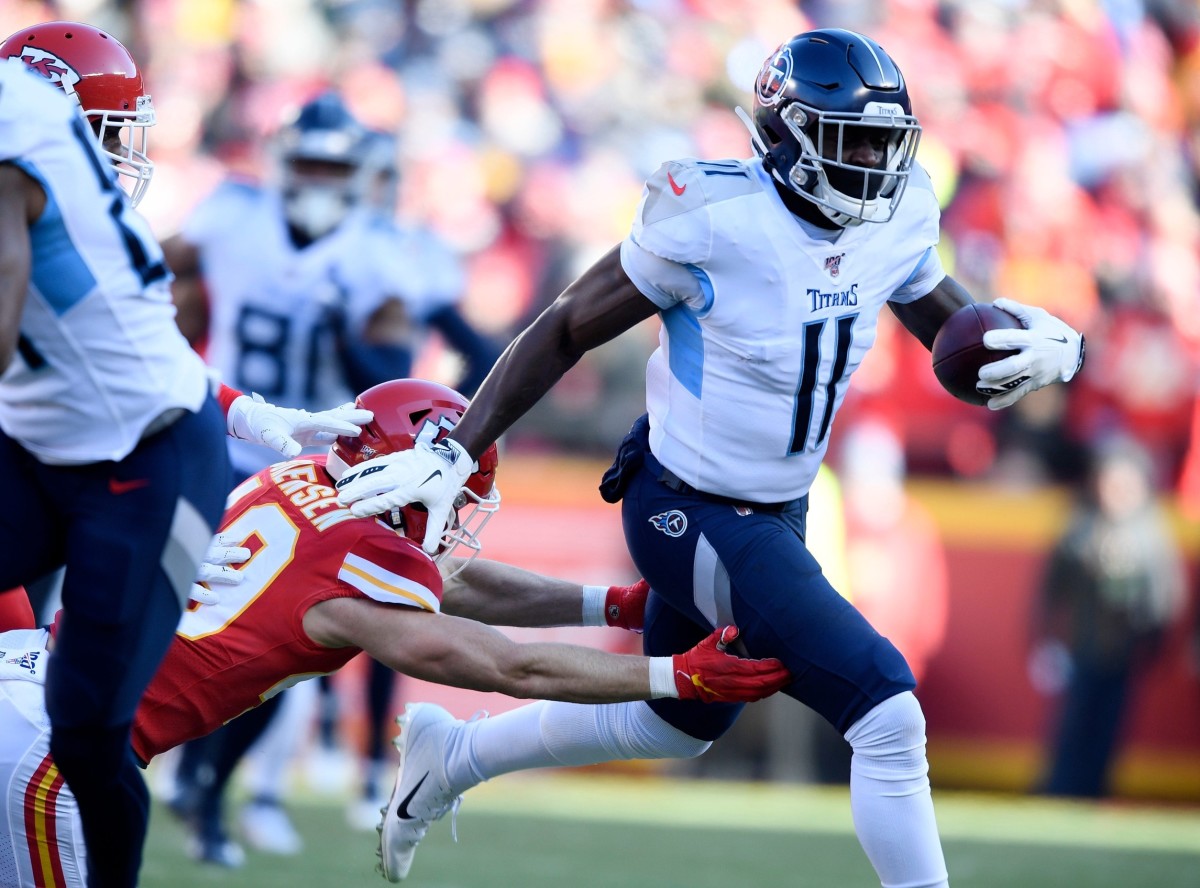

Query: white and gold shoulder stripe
[[338, 552, 439, 612]]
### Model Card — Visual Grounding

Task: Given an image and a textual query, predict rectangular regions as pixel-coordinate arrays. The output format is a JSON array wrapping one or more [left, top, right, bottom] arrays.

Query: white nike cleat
[[377, 703, 465, 882]]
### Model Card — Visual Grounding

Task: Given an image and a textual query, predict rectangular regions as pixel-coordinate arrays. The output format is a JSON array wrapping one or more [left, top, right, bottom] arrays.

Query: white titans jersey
[[188, 182, 461, 473], [621, 156, 943, 503], [0, 59, 208, 464]]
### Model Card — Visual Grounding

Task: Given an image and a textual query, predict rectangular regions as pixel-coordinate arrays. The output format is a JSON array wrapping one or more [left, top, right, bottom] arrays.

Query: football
[[931, 303, 1023, 406]]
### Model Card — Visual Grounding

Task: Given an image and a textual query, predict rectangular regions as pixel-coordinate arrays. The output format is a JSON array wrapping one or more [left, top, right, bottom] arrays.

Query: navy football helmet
[[274, 92, 377, 239], [747, 29, 921, 226]]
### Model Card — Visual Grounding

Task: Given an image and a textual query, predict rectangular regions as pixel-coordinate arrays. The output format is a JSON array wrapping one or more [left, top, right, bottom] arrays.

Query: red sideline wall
[[380, 455, 1200, 801]]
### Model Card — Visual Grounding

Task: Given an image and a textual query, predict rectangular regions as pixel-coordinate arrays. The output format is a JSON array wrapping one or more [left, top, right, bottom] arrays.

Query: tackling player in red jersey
[[0, 379, 789, 887]]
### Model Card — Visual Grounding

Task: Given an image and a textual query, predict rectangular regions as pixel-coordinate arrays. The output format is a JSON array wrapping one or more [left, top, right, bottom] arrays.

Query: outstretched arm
[[333, 246, 659, 546], [440, 557, 647, 631], [450, 244, 658, 459], [303, 597, 788, 705]]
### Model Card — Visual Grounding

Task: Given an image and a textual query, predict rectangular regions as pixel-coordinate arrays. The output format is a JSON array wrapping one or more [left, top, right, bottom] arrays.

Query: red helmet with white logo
[[0, 21, 155, 205], [328, 379, 500, 563]]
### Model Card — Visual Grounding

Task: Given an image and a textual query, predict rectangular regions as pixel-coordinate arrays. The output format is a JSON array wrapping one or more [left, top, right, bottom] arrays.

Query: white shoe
[[240, 799, 303, 855], [377, 704, 468, 882]]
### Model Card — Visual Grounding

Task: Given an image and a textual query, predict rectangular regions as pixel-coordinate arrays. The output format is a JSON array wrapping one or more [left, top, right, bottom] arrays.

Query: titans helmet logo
[[756, 45, 793, 107], [18, 45, 80, 91]]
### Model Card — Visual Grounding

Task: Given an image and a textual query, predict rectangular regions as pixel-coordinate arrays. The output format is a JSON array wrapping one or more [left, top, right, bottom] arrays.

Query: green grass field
[[141, 773, 1200, 887]]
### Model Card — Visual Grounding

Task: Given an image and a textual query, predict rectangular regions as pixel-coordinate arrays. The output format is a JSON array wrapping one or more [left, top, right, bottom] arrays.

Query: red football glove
[[605, 579, 649, 632], [672, 626, 791, 703]]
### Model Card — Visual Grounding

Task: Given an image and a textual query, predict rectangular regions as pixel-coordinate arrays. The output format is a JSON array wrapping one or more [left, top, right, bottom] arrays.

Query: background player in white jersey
[[0, 378, 787, 888], [0, 22, 373, 888], [336, 30, 1087, 886], [160, 92, 500, 861], [164, 90, 499, 482]]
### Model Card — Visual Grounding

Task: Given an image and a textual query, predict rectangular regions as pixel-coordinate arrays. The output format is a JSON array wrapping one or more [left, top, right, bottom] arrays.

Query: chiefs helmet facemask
[[326, 379, 500, 573], [741, 29, 921, 227], [1, 21, 155, 206]]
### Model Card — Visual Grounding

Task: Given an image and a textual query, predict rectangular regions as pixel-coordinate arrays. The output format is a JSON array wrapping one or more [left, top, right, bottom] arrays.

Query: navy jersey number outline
[[233, 283, 348, 401], [694, 161, 856, 456], [20, 117, 167, 371], [791, 313, 857, 453], [68, 116, 166, 286]]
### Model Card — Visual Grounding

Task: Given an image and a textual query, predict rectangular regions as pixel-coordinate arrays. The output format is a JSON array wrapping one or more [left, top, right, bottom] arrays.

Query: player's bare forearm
[[312, 598, 652, 703], [451, 245, 658, 459], [890, 274, 975, 351], [419, 630, 653, 703], [0, 165, 39, 372], [440, 557, 586, 627]]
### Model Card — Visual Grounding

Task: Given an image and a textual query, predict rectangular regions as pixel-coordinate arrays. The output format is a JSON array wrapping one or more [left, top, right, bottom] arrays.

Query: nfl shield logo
[[824, 253, 844, 278]]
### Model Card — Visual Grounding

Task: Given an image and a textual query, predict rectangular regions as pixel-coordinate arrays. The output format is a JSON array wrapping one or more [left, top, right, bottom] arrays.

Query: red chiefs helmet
[[327, 379, 500, 564], [0, 22, 155, 205]]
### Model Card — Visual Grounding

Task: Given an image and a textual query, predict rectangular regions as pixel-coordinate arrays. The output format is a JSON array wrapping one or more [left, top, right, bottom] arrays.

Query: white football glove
[[334, 438, 473, 554], [227, 394, 373, 458], [976, 297, 1085, 411], [190, 532, 252, 607]]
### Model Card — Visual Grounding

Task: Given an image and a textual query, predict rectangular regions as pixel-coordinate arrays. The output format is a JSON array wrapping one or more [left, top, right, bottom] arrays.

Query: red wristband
[[215, 383, 244, 417]]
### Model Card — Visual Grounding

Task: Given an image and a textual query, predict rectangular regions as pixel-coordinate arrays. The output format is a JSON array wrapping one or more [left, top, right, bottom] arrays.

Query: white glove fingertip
[[348, 497, 388, 517], [991, 298, 1030, 324], [213, 565, 246, 586], [987, 386, 1025, 410], [982, 330, 1027, 350], [189, 584, 220, 606], [277, 438, 302, 459]]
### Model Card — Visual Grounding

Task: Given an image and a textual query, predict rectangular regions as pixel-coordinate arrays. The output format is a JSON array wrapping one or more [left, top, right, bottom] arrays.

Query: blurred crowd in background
[[9, 0, 1200, 492], [5, 0, 1200, 807], [7, 0, 1200, 493]]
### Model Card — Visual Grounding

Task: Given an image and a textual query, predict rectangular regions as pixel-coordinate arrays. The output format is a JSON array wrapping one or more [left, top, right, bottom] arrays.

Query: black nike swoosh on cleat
[[396, 772, 430, 821], [1047, 335, 1069, 343]]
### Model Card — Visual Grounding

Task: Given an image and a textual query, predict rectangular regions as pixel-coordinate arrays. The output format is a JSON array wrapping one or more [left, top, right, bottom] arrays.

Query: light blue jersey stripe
[[16, 160, 96, 315], [662, 303, 704, 398]]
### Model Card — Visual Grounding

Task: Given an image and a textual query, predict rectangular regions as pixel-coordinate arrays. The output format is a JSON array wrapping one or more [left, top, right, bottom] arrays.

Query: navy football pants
[[0, 396, 230, 887], [620, 460, 916, 741]]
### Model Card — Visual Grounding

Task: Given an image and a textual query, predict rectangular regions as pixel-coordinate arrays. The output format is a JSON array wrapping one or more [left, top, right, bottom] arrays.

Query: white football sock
[[443, 700, 710, 795], [844, 691, 949, 888]]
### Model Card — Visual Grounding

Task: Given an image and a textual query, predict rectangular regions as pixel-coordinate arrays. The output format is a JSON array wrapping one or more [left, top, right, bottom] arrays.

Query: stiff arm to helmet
[[328, 380, 499, 563]]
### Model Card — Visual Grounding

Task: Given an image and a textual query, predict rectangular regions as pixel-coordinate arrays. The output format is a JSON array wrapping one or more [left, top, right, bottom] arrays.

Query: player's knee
[[844, 690, 927, 760], [634, 704, 712, 760]]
